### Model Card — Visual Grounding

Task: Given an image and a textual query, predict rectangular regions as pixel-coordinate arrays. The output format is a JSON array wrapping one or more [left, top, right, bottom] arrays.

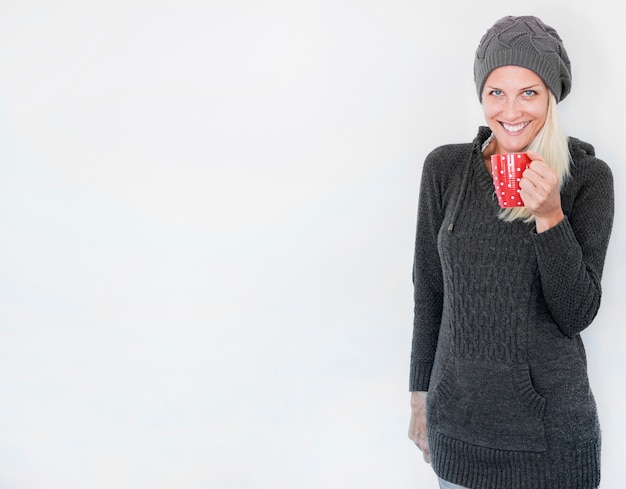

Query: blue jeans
[[438, 478, 469, 489]]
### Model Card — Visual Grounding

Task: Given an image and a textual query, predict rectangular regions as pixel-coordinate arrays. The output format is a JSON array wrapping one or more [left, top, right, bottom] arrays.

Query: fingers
[[421, 440, 431, 463], [408, 432, 431, 463], [525, 150, 543, 162], [409, 392, 431, 464], [408, 426, 431, 464], [524, 161, 558, 185], [520, 171, 558, 203], [519, 157, 561, 216], [418, 433, 431, 463]]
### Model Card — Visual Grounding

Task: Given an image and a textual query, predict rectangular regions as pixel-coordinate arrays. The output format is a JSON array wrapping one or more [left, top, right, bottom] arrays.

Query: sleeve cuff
[[409, 362, 433, 392]]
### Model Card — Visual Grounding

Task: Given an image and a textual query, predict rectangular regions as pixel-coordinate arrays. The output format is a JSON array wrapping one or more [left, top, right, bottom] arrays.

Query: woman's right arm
[[409, 150, 445, 392], [408, 150, 446, 461]]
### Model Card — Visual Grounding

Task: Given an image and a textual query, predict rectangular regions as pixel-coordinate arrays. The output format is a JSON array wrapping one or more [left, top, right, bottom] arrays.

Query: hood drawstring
[[447, 142, 480, 232]]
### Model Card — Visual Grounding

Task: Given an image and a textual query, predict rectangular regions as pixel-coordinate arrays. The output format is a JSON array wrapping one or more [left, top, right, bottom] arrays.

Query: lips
[[501, 121, 530, 133]]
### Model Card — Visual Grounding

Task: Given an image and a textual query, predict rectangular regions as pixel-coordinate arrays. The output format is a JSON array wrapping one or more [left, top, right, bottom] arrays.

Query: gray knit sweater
[[409, 126, 614, 489]]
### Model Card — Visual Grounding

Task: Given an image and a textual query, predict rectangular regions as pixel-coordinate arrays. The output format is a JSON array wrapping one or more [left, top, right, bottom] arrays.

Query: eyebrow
[[485, 84, 543, 91], [520, 84, 543, 91]]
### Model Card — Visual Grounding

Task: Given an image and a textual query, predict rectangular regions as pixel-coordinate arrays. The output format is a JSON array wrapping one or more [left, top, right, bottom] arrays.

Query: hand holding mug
[[519, 151, 565, 232]]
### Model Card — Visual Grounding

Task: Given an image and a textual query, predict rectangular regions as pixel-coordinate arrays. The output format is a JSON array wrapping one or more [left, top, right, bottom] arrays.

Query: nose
[[502, 98, 522, 120]]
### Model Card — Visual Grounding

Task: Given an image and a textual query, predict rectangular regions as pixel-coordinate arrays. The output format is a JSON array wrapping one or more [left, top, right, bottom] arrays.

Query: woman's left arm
[[524, 154, 614, 337]]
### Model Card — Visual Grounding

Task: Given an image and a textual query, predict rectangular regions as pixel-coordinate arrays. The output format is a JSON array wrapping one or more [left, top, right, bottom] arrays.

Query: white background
[[0, 1, 623, 488]]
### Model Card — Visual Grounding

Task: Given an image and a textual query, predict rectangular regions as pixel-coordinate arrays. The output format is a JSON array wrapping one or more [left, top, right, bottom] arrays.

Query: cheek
[[533, 110, 548, 123], [529, 108, 548, 131], [528, 100, 549, 121], [482, 101, 499, 120], [482, 105, 492, 120], [482, 105, 500, 128]]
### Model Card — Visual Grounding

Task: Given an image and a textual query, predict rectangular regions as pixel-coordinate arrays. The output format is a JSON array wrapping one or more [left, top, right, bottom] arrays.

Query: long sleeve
[[531, 152, 614, 337], [409, 150, 447, 391]]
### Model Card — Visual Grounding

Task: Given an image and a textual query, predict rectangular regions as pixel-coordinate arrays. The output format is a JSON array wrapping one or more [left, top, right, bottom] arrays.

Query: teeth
[[503, 122, 529, 133]]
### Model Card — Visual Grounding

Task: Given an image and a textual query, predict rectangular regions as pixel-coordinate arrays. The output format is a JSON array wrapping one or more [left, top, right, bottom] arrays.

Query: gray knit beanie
[[474, 16, 572, 103]]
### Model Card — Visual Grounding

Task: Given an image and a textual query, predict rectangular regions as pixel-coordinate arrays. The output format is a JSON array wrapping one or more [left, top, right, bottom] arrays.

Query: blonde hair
[[499, 93, 571, 223]]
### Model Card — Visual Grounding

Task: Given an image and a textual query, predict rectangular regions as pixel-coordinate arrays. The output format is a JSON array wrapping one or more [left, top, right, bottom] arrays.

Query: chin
[[496, 135, 531, 153]]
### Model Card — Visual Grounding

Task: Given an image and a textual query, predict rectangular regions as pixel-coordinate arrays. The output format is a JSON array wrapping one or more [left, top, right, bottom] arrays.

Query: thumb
[[525, 150, 544, 163]]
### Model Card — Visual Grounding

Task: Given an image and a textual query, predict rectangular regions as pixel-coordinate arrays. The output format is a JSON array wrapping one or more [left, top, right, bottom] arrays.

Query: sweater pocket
[[430, 359, 547, 452]]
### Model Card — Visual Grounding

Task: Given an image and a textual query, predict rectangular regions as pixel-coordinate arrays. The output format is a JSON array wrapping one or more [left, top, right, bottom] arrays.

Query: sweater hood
[[569, 136, 596, 157], [447, 127, 493, 231]]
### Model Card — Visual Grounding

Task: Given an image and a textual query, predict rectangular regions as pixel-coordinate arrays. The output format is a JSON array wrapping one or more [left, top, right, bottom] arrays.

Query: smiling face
[[482, 65, 550, 154]]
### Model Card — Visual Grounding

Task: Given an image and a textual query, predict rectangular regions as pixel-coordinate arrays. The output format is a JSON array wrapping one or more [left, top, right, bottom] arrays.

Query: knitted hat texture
[[474, 16, 572, 102]]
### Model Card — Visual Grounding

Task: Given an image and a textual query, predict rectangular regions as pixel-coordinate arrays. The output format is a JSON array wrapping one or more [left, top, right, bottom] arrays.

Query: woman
[[407, 16, 614, 489]]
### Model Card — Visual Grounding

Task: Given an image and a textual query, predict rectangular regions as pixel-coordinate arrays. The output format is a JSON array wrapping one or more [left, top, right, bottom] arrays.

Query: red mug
[[490, 153, 531, 208]]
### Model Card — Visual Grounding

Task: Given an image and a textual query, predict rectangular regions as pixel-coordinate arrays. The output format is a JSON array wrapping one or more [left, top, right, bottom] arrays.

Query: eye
[[523, 89, 536, 97], [489, 89, 503, 97]]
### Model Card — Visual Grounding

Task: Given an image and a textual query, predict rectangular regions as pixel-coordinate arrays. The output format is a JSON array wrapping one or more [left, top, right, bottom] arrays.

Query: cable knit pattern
[[409, 126, 614, 489]]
